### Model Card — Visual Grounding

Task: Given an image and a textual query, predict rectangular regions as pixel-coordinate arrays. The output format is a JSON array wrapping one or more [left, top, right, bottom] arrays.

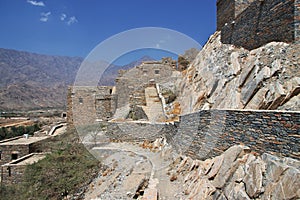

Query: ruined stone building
[[0, 136, 50, 184], [68, 58, 180, 125], [217, 0, 300, 50], [0, 136, 49, 166], [114, 58, 180, 120], [1, 153, 46, 185], [67, 86, 116, 126]]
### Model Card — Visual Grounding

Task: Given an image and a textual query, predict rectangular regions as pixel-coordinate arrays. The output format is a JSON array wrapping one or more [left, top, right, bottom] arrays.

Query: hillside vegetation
[[0, 128, 101, 200]]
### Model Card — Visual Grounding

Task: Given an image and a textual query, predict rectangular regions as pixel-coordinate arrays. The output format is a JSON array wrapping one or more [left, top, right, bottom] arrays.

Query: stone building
[[67, 86, 116, 126], [0, 136, 51, 184], [67, 58, 180, 125], [1, 153, 47, 185], [114, 58, 179, 111], [0, 136, 49, 166], [217, 0, 300, 50]]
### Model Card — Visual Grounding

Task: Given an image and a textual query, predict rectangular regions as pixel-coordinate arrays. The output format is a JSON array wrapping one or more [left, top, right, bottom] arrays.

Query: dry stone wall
[[1, 153, 46, 185], [218, 0, 299, 50], [104, 109, 299, 161], [1, 164, 26, 185], [171, 109, 300, 160], [106, 122, 167, 142], [0, 143, 29, 166]]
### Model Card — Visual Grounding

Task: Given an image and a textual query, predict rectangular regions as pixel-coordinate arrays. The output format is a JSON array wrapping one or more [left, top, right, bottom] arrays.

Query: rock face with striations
[[177, 31, 300, 114], [169, 145, 300, 200]]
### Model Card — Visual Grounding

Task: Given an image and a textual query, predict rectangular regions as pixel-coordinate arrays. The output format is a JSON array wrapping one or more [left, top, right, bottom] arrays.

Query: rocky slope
[[82, 140, 300, 200], [176, 32, 300, 114], [169, 145, 300, 200]]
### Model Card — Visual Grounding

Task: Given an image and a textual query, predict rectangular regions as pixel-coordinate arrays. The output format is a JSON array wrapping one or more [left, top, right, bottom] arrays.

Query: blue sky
[[0, 0, 216, 62]]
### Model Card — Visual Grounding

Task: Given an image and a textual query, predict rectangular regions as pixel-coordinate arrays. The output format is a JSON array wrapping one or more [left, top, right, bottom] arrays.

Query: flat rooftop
[[0, 136, 49, 146]]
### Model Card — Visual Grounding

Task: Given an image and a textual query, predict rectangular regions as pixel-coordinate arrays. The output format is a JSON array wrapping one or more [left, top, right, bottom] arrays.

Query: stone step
[[142, 87, 165, 122]]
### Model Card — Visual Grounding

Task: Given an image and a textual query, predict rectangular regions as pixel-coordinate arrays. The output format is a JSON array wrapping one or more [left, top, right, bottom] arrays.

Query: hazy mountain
[[0, 48, 83, 111]]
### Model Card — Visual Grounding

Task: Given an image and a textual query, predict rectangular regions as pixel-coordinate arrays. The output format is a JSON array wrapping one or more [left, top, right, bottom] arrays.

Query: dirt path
[[83, 142, 182, 199]]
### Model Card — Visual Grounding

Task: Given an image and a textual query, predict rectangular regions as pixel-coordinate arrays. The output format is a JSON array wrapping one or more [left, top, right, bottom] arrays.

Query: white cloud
[[27, 0, 45, 7], [67, 16, 78, 25], [60, 13, 67, 21], [40, 12, 51, 22]]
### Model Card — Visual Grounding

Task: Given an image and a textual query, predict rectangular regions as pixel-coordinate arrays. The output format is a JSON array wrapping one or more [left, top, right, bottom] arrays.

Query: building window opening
[[0, 150, 2, 160], [79, 97, 83, 104], [11, 153, 18, 160], [154, 69, 160, 75]]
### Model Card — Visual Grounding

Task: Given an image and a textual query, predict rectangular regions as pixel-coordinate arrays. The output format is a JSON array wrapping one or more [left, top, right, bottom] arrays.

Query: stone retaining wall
[[106, 122, 167, 142], [105, 109, 299, 160], [171, 109, 300, 160]]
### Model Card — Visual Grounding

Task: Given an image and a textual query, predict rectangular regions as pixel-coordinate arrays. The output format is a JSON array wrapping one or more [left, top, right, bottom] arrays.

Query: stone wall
[[217, 0, 235, 31], [0, 137, 51, 166], [217, 0, 257, 30], [0, 143, 29, 166], [1, 164, 26, 185], [296, 0, 300, 42], [1, 153, 46, 185], [218, 0, 299, 50], [171, 109, 300, 160], [104, 109, 299, 161], [106, 122, 167, 142], [95, 90, 117, 120]]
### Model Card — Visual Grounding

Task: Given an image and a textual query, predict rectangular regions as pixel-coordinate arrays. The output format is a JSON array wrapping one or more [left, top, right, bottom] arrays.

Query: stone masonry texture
[[171, 109, 300, 160], [218, 0, 300, 50], [102, 109, 299, 161], [67, 86, 116, 126]]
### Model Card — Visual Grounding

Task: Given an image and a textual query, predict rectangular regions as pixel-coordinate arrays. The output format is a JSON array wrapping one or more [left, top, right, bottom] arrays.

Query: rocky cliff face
[[177, 32, 300, 114], [169, 145, 300, 200]]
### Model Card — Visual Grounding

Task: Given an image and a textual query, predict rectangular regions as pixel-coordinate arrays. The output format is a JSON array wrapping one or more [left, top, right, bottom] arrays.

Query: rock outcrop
[[177, 32, 300, 114], [168, 145, 300, 200]]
